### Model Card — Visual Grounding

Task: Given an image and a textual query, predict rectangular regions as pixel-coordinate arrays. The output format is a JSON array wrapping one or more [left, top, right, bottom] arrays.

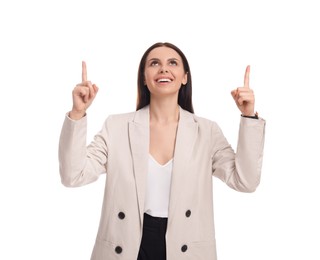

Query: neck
[[149, 97, 179, 124]]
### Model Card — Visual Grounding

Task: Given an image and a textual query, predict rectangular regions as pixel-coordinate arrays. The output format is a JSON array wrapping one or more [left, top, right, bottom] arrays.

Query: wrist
[[69, 110, 86, 120]]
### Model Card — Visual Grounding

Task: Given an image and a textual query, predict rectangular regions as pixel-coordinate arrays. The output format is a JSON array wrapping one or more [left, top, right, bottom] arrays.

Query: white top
[[144, 154, 173, 218]]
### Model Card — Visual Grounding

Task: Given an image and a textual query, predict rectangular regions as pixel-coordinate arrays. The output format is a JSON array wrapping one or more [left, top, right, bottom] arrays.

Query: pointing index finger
[[244, 65, 250, 88], [82, 61, 87, 82]]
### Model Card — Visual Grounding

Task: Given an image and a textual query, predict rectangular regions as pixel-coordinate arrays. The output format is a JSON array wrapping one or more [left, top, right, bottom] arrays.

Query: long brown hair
[[136, 42, 194, 113]]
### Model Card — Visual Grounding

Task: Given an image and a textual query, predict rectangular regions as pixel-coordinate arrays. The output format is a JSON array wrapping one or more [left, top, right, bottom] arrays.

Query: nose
[[159, 65, 169, 73]]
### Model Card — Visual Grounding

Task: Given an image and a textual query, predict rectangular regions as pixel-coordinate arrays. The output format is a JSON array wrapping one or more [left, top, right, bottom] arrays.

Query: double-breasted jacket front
[[59, 105, 266, 260]]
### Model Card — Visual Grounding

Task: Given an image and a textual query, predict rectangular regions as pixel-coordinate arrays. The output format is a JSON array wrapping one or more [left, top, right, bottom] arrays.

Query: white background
[[1, 0, 319, 259]]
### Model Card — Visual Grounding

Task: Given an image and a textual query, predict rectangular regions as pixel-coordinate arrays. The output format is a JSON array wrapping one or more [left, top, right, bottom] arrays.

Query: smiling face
[[144, 46, 188, 99]]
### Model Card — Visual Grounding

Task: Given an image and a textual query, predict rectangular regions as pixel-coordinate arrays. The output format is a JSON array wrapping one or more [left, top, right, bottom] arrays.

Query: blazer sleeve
[[58, 114, 108, 187], [211, 117, 266, 192]]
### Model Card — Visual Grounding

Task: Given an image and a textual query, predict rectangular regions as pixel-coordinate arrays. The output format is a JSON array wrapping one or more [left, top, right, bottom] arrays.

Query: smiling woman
[[58, 42, 266, 260], [144, 47, 188, 104], [137, 42, 193, 113]]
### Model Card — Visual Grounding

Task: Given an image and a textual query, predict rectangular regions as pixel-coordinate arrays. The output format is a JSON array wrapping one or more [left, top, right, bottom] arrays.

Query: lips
[[156, 77, 173, 83]]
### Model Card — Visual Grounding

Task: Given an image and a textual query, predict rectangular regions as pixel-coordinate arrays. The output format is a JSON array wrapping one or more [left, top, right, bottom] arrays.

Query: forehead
[[146, 46, 182, 61]]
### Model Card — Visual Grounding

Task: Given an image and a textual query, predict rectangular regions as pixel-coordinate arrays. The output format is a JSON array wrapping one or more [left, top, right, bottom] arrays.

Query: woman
[[59, 42, 266, 260]]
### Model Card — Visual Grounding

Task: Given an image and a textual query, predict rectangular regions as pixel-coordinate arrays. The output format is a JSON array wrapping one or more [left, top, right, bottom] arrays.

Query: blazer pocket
[[91, 238, 121, 260], [184, 240, 217, 260], [91, 237, 138, 260]]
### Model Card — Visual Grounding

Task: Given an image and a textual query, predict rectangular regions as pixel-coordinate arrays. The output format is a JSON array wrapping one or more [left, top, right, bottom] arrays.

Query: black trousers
[[137, 213, 168, 260]]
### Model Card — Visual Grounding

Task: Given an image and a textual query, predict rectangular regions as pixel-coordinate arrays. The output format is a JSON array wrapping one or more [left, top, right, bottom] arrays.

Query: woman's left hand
[[231, 65, 255, 116]]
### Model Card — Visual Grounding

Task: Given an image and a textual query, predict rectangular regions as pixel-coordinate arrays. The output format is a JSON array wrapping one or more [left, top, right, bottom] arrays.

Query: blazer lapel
[[128, 106, 198, 226], [168, 107, 198, 220], [128, 106, 149, 227]]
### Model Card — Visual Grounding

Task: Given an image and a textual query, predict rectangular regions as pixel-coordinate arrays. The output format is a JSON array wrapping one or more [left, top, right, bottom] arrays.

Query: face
[[144, 46, 188, 99]]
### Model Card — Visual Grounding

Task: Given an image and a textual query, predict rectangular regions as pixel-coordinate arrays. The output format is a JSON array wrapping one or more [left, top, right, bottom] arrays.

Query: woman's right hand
[[69, 61, 99, 120]]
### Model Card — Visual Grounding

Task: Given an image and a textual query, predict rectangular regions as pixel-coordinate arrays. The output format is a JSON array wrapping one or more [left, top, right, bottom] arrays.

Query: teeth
[[157, 78, 171, 83]]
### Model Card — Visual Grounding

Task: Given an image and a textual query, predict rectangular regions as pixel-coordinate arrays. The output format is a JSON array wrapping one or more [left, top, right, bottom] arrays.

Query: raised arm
[[59, 62, 107, 187]]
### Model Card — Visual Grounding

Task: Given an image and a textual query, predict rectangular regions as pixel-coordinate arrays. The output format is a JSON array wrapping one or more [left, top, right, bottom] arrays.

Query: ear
[[182, 72, 188, 85]]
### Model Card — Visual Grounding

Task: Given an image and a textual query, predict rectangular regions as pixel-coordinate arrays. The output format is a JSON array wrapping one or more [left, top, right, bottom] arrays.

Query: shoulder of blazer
[[105, 110, 138, 124], [102, 106, 149, 130], [190, 112, 218, 129]]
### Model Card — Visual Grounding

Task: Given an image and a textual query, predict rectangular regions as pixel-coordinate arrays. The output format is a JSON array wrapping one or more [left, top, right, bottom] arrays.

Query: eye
[[169, 60, 178, 66], [150, 60, 159, 66]]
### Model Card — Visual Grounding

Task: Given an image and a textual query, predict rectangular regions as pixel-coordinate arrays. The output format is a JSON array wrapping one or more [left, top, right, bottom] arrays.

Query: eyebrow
[[147, 58, 180, 62]]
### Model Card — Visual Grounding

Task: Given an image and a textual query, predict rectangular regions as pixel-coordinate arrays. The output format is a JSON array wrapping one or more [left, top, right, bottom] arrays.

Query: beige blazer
[[59, 106, 266, 260]]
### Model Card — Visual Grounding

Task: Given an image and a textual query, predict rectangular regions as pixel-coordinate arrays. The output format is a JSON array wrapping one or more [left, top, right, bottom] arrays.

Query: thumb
[[231, 89, 237, 99], [93, 84, 99, 93]]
